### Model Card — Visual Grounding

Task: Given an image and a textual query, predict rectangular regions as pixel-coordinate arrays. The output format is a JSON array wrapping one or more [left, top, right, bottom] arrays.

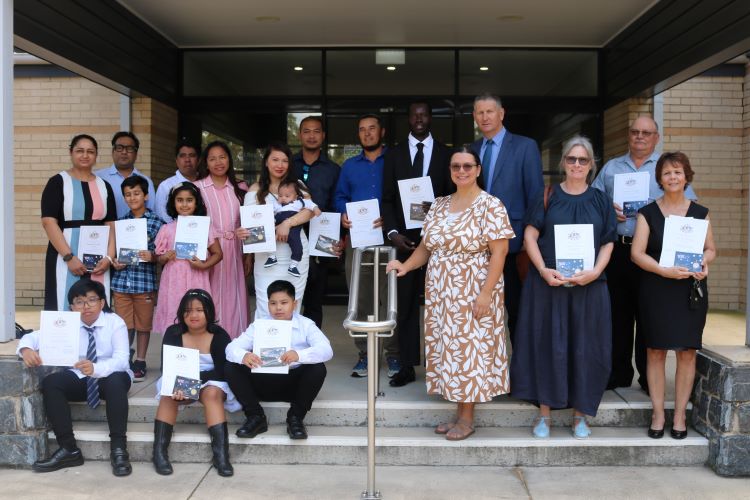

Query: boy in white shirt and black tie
[[225, 280, 333, 439], [18, 279, 132, 476]]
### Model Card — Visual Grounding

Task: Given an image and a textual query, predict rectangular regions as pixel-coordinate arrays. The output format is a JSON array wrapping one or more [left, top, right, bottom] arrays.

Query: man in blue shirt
[[592, 115, 697, 392], [95, 132, 156, 218], [333, 114, 399, 378]]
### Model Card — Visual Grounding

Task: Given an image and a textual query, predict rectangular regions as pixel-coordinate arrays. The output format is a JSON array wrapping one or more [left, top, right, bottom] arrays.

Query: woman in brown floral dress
[[387, 146, 515, 440]]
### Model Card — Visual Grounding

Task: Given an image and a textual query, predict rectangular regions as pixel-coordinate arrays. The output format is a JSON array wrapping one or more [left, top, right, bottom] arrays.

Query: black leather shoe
[[236, 415, 268, 438], [389, 366, 416, 387], [286, 415, 308, 440], [671, 428, 688, 440], [110, 447, 132, 476], [647, 427, 664, 439], [32, 447, 84, 473]]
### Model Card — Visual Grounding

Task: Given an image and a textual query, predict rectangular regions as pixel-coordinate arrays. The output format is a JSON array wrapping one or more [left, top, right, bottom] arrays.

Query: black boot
[[152, 420, 173, 475], [208, 422, 234, 477]]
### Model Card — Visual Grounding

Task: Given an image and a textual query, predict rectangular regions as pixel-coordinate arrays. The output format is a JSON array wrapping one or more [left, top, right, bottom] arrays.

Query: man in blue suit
[[471, 93, 544, 344]]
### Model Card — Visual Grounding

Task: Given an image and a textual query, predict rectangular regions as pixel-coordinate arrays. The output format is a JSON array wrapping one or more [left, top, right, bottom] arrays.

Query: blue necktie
[[84, 326, 100, 409], [482, 140, 494, 186]]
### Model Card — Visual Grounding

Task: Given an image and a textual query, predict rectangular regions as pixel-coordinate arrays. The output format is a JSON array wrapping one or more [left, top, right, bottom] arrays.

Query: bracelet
[[105, 255, 114, 265]]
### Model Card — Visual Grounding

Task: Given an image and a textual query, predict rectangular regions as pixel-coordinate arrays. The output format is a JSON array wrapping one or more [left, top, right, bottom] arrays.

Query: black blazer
[[161, 323, 231, 382], [382, 138, 454, 242]]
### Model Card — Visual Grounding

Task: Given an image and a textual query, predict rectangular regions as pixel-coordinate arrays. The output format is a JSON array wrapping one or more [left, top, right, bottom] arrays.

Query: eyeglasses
[[449, 163, 478, 172], [114, 144, 138, 153], [629, 129, 657, 138], [71, 297, 103, 308], [564, 156, 591, 166]]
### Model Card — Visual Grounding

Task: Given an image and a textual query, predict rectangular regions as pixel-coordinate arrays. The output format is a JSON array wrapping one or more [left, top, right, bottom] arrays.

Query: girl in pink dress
[[195, 141, 249, 339], [153, 182, 223, 334]]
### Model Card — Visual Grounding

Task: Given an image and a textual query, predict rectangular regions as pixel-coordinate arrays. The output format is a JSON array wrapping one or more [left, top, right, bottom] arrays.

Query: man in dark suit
[[382, 101, 454, 387], [471, 93, 544, 344]]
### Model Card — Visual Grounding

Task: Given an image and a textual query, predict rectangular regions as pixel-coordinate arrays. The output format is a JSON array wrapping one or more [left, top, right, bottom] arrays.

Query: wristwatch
[[62, 253, 74, 262]]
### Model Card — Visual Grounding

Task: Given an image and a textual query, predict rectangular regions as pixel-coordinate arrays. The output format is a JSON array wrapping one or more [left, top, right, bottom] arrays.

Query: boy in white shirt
[[225, 280, 332, 439]]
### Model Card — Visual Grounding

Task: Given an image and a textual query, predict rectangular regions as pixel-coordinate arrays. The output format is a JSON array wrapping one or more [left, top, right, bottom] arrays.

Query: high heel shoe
[[670, 428, 688, 440], [647, 427, 664, 439]]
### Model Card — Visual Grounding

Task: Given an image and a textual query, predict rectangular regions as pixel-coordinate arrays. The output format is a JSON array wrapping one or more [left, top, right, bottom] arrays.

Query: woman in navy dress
[[510, 136, 616, 439]]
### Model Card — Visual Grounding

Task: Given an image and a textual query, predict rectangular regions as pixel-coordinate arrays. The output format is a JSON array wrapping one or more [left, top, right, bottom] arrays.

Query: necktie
[[84, 326, 100, 409], [413, 142, 424, 177], [482, 140, 494, 186]]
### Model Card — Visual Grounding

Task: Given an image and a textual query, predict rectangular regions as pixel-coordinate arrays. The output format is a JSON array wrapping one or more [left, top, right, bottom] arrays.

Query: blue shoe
[[287, 265, 301, 278], [351, 357, 367, 378], [532, 416, 550, 438], [264, 256, 277, 268], [386, 357, 401, 378], [573, 416, 591, 439]]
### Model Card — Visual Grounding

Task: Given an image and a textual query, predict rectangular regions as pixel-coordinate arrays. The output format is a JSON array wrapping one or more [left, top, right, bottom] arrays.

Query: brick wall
[[131, 97, 178, 186], [603, 97, 653, 160]]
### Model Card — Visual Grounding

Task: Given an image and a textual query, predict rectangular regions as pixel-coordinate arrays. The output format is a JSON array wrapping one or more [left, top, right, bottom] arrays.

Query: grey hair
[[473, 92, 503, 109], [631, 114, 659, 132], [560, 135, 598, 182]]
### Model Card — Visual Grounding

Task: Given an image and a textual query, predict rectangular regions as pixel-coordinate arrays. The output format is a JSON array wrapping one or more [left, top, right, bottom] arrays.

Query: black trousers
[[41, 370, 131, 450], [224, 362, 327, 420], [302, 256, 329, 328], [396, 247, 425, 367], [606, 241, 648, 389], [504, 252, 522, 347], [275, 211, 303, 262]]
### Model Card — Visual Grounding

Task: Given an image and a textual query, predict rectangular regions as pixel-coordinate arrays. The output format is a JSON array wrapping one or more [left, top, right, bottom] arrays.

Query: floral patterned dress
[[422, 191, 515, 402]]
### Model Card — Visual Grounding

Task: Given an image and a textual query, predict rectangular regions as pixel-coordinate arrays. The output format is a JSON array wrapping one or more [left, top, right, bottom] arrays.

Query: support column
[[0, 0, 15, 342]]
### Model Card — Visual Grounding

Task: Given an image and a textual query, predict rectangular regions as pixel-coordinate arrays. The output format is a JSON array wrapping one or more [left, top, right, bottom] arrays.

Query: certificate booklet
[[553, 224, 595, 274], [397, 177, 435, 229], [160, 345, 200, 396], [240, 205, 276, 254], [77, 225, 110, 271], [613, 172, 650, 218], [309, 212, 341, 257], [174, 216, 210, 260], [252, 319, 292, 374], [346, 199, 384, 249], [173, 375, 202, 400], [115, 218, 147, 264], [39, 311, 81, 367], [659, 216, 709, 268]]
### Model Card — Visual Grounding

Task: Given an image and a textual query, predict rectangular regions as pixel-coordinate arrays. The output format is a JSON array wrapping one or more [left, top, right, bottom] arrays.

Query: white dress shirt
[[154, 170, 192, 223], [226, 313, 333, 369], [408, 133, 434, 177], [17, 311, 132, 380]]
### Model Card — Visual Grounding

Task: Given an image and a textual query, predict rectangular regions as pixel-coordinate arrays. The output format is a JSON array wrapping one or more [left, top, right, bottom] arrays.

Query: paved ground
[[1, 463, 748, 499]]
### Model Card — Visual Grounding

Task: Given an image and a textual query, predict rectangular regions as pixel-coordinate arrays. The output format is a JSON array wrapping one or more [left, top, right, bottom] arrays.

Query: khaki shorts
[[113, 292, 155, 332]]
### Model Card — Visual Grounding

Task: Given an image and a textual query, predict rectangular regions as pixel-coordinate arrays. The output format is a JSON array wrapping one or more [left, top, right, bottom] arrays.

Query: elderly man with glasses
[[592, 115, 697, 393]]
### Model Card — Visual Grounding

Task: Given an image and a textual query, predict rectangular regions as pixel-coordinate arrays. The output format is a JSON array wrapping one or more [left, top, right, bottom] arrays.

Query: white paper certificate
[[77, 225, 110, 271], [160, 345, 200, 396], [613, 172, 650, 217], [252, 319, 292, 374], [346, 199, 384, 248], [659, 216, 709, 269], [240, 205, 276, 254], [554, 224, 595, 277], [115, 218, 147, 264], [309, 212, 341, 257], [397, 177, 435, 230], [174, 215, 210, 260], [39, 311, 81, 366]]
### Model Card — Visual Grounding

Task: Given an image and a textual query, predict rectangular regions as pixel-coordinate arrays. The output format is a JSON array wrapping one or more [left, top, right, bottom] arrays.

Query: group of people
[[18, 92, 714, 475]]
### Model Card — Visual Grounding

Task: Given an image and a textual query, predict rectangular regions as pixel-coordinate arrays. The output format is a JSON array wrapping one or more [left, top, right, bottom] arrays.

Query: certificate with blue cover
[[622, 200, 648, 217], [556, 258, 584, 278], [674, 251, 703, 272]]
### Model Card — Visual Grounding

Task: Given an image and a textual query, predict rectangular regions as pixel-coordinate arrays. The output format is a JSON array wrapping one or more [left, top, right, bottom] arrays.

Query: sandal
[[435, 421, 457, 435], [445, 420, 475, 441]]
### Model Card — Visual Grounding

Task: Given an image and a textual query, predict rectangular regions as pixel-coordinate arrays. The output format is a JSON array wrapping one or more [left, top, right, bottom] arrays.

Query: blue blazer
[[472, 131, 544, 253]]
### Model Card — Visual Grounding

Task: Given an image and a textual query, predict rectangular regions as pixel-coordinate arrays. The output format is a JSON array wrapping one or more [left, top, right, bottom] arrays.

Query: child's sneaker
[[264, 256, 278, 268], [132, 360, 147, 382], [287, 265, 301, 278]]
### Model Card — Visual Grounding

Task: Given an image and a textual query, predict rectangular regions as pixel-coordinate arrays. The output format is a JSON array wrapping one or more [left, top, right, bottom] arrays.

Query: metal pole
[[372, 249, 381, 396], [0, 0, 15, 342], [364, 317, 379, 500]]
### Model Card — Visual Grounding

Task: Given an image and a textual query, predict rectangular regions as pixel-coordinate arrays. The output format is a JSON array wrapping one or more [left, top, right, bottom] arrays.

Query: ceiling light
[[255, 16, 280, 23], [294, 66, 303, 71], [376, 50, 405, 65], [386, 66, 396, 71], [479, 66, 489, 71], [496, 15, 524, 22]]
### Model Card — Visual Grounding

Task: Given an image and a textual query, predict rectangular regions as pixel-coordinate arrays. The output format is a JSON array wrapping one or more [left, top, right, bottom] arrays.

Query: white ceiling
[[117, 0, 658, 48]]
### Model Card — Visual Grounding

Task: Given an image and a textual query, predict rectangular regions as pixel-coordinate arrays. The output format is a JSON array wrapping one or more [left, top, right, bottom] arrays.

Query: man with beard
[[334, 114, 399, 377], [291, 116, 341, 328]]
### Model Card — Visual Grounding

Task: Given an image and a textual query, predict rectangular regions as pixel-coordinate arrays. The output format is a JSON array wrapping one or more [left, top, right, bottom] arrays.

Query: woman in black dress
[[631, 152, 715, 439], [510, 136, 616, 439]]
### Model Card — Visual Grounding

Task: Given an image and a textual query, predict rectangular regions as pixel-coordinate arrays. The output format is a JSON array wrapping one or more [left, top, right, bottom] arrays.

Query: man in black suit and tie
[[382, 101, 454, 387]]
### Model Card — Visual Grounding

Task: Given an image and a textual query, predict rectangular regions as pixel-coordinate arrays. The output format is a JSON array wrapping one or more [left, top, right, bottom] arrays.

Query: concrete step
[[64, 422, 709, 467], [71, 396, 688, 428]]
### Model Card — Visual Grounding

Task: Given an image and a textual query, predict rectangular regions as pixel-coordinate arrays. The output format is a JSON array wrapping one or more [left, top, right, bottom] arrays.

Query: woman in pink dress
[[196, 141, 249, 338]]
